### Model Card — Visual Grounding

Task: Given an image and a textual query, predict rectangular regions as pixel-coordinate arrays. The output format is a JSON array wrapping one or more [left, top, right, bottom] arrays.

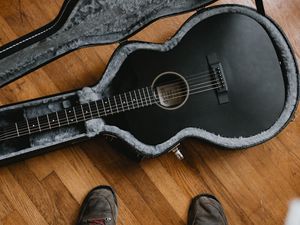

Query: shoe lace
[[87, 217, 111, 225]]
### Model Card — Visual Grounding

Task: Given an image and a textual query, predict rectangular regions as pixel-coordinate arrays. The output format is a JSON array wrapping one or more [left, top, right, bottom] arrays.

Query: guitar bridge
[[207, 53, 229, 104]]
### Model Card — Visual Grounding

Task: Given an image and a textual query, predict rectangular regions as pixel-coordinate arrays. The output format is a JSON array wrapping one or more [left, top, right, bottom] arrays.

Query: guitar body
[[104, 13, 285, 145]]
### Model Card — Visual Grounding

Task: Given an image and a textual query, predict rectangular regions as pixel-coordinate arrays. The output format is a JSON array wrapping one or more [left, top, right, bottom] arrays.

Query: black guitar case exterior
[[0, 0, 298, 164]]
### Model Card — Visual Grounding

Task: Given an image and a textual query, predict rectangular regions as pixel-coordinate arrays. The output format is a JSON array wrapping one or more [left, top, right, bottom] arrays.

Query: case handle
[[255, 0, 266, 16]]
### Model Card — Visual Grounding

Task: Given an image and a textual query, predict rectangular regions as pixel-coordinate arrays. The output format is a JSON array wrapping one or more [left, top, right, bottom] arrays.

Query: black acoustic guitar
[[0, 12, 289, 148]]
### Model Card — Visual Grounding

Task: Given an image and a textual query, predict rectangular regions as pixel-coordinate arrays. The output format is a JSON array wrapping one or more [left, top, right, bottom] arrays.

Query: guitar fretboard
[[0, 87, 157, 142], [0, 67, 224, 143]]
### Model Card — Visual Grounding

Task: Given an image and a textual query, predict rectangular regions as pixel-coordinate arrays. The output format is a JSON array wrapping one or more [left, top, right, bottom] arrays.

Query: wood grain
[[0, 0, 299, 224]]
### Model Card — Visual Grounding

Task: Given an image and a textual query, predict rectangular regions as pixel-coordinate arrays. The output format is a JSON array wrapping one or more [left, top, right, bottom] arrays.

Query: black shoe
[[188, 194, 228, 225], [76, 186, 118, 225]]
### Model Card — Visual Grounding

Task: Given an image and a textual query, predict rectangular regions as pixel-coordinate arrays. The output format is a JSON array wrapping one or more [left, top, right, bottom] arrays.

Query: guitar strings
[[0, 77, 222, 139], [0, 79, 221, 140], [0, 83, 218, 137], [0, 85, 221, 142], [152, 71, 219, 88], [0, 70, 224, 140], [0, 69, 216, 131], [1, 71, 219, 134], [0, 81, 222, 141]]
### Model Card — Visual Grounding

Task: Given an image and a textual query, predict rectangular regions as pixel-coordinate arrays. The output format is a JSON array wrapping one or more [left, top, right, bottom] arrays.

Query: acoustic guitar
[[0, 12, 288, 148]]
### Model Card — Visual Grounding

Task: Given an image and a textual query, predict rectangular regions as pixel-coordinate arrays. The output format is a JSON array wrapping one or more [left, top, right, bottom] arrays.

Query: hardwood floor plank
[[8, 162, 65, 224], [141, 158, 191, 221], [0, 169, 48, 225], [0, 191, 13, 220], [158, 145, 211, 195], [2, 211, 28, 225], [42, 172, 79, 225], [45, 149, 99, 203], [26, 156, 54, 181]]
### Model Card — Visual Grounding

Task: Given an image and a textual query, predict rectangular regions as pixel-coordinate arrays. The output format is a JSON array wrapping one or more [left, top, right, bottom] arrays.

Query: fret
[[124, 93, 130, 110], [115, 95, 124, 113], [25, 118, 30, 134], [146, 87, 152, 104], [25, 118, 38, 134], [56, 112, 61, 127], [133, 90, 139, 108], [98, 100, 106, 116], [88, 102, 94, 119], [113, 96, 119, 113], [90, 102, 99, 118], [80, 105, 86, 120], [15, 123, 20, 137], [37, 116, 41, 131], [38, 115, 50, 130], [73, 107, 78, 122], [129, 92, 135, 109], [65, 108, 76, 124], [107, 98, 113, 115], [27, 118, 39, 133], [13, 123, 22, 137], [138, 89, 144, 107], [17, 123, 27, 136], [94, 101, 101, 117], [46, 114, 51, 129], [120, 93, 129, 111], [57, 111, 68, 126], [64, 107, 81, 124], [119, 94, 125, 112], [101, 99, 107, 116], [102, 99, 112, 114], [48, 113, 60, 128], [75, 105, 85, 122], [142, 88, 149, 106], [65, 109, 70, 125], [82, 104, 93, 120]]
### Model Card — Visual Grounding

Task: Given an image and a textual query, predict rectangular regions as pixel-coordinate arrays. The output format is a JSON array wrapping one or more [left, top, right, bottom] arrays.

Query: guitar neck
[[0, 87, 157, 142]]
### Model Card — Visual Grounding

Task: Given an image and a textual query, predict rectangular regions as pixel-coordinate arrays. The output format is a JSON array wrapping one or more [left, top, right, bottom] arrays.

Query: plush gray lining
[[0, 92, 85, 156], [0, 0, 213, 87], [77, 5, 298, 156], [23, 98, 83, 148]]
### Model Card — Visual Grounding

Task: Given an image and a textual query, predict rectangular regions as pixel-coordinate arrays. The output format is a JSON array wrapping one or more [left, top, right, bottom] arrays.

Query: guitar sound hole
[[152, 72, 189, 110]]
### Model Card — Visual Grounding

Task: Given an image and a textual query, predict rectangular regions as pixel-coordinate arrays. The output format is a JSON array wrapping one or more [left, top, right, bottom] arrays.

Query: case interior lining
[[78, 5, 298, 156]]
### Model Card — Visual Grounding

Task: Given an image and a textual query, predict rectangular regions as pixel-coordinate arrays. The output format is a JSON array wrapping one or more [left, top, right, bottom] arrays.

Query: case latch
[[170, 144, 184, 160]]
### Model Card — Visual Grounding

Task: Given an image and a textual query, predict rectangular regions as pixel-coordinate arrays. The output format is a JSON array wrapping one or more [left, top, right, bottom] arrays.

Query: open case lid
[[0, 0, 265, 88]]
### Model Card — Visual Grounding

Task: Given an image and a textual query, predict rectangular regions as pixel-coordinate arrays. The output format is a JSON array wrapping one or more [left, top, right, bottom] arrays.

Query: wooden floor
[[0, 0, 299, 224]]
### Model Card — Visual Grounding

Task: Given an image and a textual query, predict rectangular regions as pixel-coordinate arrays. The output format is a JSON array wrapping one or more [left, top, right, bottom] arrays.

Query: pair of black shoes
[[76, 186, 228, 225]]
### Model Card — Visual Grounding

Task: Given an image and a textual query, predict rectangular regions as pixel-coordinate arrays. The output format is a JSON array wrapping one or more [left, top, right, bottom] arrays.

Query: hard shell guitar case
[[0, 0, 298, 164]]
